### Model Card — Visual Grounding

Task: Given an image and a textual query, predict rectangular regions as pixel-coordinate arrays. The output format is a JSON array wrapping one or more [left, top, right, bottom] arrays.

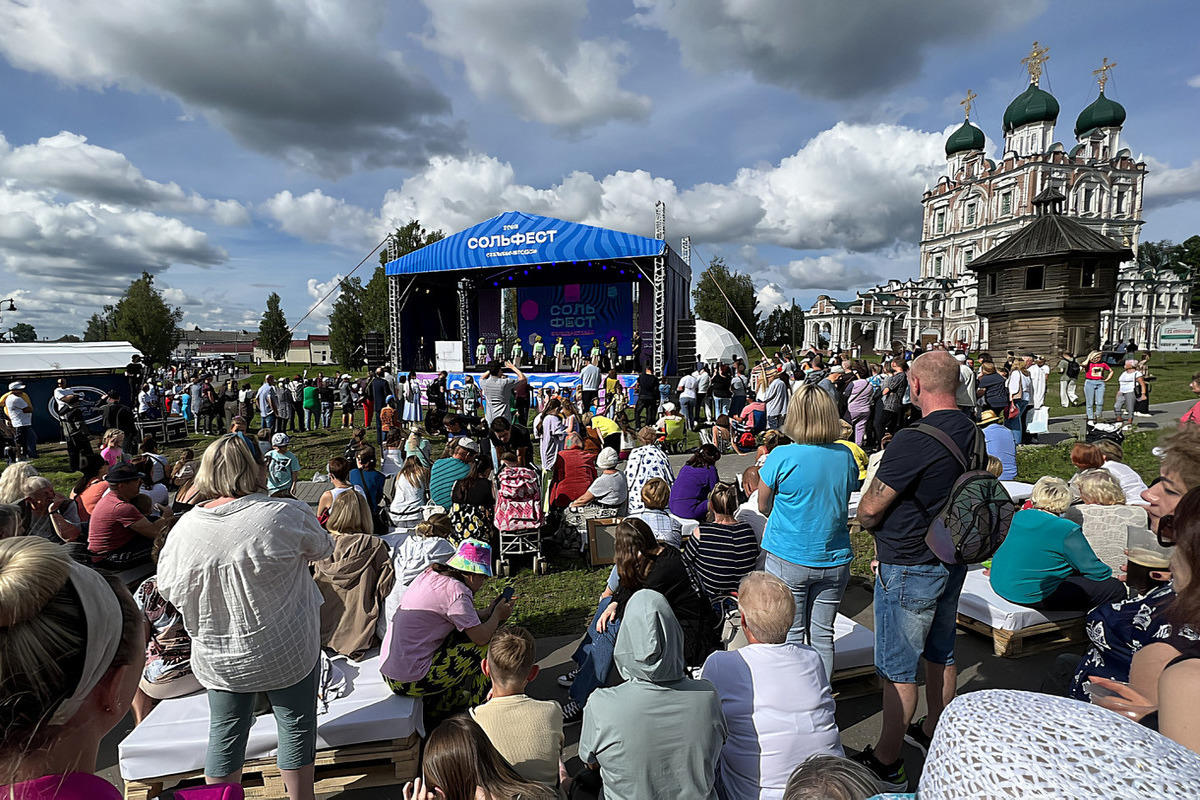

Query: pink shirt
[[7, 773, 121, 799], [380, 568, 481, 682]]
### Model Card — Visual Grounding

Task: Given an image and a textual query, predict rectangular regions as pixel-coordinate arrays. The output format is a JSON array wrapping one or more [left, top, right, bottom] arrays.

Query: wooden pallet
[[123, 734, 420, 800], [956, 612, 1087, 658], [830, 663, 881, 700]]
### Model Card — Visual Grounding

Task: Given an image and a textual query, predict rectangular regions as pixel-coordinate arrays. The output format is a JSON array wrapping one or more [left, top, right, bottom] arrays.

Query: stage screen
[[516, 283, 633, 350]]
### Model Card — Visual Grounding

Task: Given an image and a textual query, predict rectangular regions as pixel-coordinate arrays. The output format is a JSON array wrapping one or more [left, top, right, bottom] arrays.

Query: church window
[[966, 202, 977, 226], [964, 248, 975, 265], [935, 210, 945, 234], [933, 256, 943, 277], [1083, 187, 1095, 213], [1000, 191, 1012, 216], [1116, 190, 1126, 214], [1024, 266, 1045, 291], [987, 273, 998, 296], [954, 297, 964, 312]]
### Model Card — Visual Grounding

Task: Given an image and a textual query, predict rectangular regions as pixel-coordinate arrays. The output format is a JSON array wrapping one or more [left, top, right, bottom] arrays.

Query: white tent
[[0, 341, 141, 376], [695, 319, 748, 366]]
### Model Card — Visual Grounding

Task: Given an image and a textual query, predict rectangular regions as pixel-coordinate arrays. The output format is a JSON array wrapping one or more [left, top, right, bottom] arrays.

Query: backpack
[[1065, 359, 1081, 379], [803, 368, 828, 386], [911, 423, 1015, 565]]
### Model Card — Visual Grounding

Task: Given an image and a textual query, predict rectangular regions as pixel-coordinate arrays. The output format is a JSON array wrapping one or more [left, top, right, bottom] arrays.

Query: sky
[[0, 0, 1197, 339]]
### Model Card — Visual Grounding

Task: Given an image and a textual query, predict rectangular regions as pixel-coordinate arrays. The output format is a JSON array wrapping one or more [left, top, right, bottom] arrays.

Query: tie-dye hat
[[447, 538, 493, 577]]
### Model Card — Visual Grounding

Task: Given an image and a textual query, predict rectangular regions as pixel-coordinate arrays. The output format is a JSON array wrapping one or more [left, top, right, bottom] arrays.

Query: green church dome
[[945, 120, 986, 156], [1003, 83, 1060, 133], [1075, 91, 1126, 137]]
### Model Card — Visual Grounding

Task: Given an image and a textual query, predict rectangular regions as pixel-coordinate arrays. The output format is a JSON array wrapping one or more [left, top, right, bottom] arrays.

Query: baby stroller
[[493, 464, 547, 576]]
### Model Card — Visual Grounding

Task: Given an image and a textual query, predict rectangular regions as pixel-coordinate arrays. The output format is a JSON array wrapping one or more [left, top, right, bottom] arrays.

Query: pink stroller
[[493, 463, 546, 576]]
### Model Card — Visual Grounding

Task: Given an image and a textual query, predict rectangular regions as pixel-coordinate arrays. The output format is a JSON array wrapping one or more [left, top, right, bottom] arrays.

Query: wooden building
[[968, 187, 1130, 356]]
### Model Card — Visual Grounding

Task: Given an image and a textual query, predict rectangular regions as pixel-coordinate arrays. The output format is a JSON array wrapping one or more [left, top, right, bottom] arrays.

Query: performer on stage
[[510, 339, 523, 366], [493, 338, 505, 362], [590, 339, 602, 366], [533, 335, 546, 368], [475, 337, 488, 367], [606, 336, 619, 371], [571, 339, 583, 371], [554, 337, 567, 371]]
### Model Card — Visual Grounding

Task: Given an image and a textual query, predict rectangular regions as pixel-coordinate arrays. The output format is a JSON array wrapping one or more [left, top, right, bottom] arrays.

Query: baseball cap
[[272, 433, 290, 447], [457, 437, 480, 453], [8, 381, 24, 391], [829, 365, 844, 374]]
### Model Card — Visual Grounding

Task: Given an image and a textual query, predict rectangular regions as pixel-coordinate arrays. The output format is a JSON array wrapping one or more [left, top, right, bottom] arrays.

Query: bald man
[[852, 350, 979, 791]]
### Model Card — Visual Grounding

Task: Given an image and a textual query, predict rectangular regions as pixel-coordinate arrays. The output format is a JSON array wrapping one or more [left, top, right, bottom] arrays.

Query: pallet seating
[[956, 568, 1086, 658], [119, 656, 422, 799]]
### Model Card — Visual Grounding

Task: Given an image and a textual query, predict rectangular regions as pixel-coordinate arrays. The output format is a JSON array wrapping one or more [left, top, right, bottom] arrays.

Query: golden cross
[[1021, 41, 1050, 85], [960, 89, 978, 120], [1093, 57, 1116, 92]]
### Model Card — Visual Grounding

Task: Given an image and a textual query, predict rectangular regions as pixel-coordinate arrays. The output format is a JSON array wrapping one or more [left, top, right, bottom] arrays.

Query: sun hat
[[271, 433, 290, 447], [8, 381, 24, 391], [105, 463, 143, 484], [597, 447, 619, 469], [447, 538, 493, 577], [978, 409, 1003, 427]]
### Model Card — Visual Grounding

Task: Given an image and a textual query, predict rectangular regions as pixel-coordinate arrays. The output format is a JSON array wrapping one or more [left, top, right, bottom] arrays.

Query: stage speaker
[[365, 331, 385, 368]]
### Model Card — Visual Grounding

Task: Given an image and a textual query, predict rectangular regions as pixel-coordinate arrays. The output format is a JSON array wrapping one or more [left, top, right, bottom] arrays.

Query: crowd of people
[[3, 340, 1200, 800]]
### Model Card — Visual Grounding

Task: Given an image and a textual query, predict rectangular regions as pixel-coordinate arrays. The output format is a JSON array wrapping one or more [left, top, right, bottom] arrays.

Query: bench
[[956, 568, 1086, 658], [119, 655, 422, 799]]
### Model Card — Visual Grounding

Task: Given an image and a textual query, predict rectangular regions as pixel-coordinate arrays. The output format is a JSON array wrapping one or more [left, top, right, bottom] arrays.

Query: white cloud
[[305, 274, 345, 328], [632, 0, 1044, 99], [0, 131, 249, 224], [1188, 75, 1200, 89], [778, 255, 882, 291], [419, 0, 650, 130], [374, 121, 947, 252], [755, 282, 790, 315], [0, 0, 462, 176], [264, 190, 384, 251], [1143, 156, 1200, 209]]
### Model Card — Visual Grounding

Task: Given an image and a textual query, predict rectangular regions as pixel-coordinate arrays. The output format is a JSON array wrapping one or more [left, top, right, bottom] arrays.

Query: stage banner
[[516, 283, 633, 350]]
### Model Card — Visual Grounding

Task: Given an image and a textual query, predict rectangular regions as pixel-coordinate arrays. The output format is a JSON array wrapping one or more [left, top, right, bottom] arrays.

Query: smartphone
[[1083, 679, 1127, 701], [501, 586, 515, 602]]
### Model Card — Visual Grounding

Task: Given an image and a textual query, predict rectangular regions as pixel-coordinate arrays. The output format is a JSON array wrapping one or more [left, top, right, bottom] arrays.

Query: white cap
[[457, 437, 480, 453]]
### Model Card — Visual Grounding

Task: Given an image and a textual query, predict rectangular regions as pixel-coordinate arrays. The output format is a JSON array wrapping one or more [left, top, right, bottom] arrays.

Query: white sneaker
[[557, 668, 579, 687]]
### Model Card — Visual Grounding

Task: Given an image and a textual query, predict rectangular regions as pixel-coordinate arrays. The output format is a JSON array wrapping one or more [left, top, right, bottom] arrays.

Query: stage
[[384, 208, 692, 377], [412, 369, 640, 409]]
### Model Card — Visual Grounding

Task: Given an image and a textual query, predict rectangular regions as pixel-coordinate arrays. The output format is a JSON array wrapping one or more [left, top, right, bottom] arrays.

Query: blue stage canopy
[[384, 211, 666, 276]]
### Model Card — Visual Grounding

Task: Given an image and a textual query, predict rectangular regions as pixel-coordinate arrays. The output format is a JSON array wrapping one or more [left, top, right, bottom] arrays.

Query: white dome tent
[[694, 319, 748, 366]]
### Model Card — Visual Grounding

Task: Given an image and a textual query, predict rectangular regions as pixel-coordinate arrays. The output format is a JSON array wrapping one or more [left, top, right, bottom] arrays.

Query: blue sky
[[0, 0, 1196, 338]]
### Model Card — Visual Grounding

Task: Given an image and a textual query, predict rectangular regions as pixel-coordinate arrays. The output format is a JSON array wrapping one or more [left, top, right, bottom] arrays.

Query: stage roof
[[0, 341, 141, 375], [384, 211, 672, 276]]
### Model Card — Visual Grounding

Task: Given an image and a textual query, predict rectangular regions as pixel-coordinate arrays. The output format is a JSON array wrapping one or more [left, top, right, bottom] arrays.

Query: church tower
[[1003, 41, 1059, 156]]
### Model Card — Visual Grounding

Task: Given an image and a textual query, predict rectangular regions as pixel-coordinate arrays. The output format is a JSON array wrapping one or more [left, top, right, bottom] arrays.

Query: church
[[804, 45, 1191, 355]]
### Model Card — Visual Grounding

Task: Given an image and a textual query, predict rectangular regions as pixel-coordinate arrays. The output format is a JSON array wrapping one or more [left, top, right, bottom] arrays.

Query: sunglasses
[[1157, 514, 1176, 548]]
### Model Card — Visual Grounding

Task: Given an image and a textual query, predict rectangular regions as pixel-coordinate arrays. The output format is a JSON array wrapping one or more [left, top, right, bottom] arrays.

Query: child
[[470, 626, 565, 796], [266, 433, 301, 497], [170, 443, 195, 489], [380, 395, 398, 436], [100, 428, 126, 467]]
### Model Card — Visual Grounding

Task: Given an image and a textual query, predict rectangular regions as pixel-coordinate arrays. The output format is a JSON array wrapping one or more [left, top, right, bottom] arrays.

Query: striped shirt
[[683, 522, 760, 600], [429, 457, 471, 509]]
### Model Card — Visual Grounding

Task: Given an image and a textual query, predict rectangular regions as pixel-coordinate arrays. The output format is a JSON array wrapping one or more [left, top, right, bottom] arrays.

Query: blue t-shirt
[[759, 442, 859, 567], [350, 468, 385, 507], [266, 449, 300, 493], [983, 423, 1017, 480]]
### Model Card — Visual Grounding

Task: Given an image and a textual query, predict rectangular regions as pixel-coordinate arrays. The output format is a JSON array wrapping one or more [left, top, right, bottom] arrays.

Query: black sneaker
[[852, 746, 908, 793], [561, 700, 583, 725], [557, 668, 580, 688], [904, 715, 933, 756]]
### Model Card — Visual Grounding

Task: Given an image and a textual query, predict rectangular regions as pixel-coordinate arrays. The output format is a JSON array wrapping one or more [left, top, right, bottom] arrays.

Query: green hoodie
[[578, 590, 726, 800]]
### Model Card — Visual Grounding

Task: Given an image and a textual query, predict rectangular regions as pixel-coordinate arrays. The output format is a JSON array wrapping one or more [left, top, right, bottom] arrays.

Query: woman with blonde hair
[[754, 384, 859, 680], [157, 434, 334, 799], [0, 460, 38, 504], [0, 536, 148, 797], [389, 455, 431, 534], [315, 490, 395, 660], [989, 476, 1125, 612]]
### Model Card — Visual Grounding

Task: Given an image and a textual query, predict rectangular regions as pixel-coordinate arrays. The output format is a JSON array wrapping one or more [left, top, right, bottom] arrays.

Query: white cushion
[[956, 568, 1081, 632]]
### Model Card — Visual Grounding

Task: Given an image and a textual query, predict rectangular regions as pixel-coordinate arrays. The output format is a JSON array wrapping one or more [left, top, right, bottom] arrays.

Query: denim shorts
[[873, 562, 969, 683]]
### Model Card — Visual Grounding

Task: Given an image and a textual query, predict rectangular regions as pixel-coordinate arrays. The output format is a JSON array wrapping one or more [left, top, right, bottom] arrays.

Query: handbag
[[1028, 406, 1050, 434], [1005, 401, 1020, 420]]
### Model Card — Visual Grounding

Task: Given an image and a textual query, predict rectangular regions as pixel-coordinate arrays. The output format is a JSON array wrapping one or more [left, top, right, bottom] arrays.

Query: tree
[[8, 323, 36, 342], [83, 309, 113, 342], [258, 292, 290, 361], [328, 277, 366, 369], [108, 272, 183, 365], [692, 256, 760, 344], [54, 334, 82, 343], [369, 220, 445, 346], [760, 304, 804, 347]]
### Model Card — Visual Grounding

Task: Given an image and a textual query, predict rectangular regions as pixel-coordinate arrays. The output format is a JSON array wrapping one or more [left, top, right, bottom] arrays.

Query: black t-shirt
[[636, 372, 658, 401], [489, 424, 532, 463], [978, 373, 1007, 408], [710, 374, 732, 398], [872, 409, 979, 565], [614, 547, 706, 624]]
